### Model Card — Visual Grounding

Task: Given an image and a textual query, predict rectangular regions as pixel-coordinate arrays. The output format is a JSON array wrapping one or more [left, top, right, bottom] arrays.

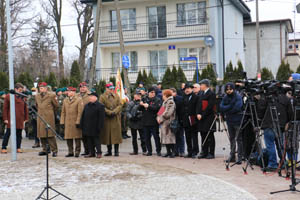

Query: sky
[[21, 0, 300, 59]]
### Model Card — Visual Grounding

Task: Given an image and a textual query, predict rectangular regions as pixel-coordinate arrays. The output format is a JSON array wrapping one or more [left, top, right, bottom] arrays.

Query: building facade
[[244, 19, 293, 79], [82, 0, 250, 83]]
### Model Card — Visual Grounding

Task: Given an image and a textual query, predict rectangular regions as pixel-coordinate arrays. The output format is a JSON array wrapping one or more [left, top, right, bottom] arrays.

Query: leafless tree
[[72, 0, 93, 81], [0, 0, 34, 72], [41, 0, 64, 80]]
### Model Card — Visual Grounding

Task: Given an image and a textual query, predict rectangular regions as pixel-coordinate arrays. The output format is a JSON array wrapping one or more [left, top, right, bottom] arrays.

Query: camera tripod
[[271, 106, 300, 194], [16, 94, 71, 200]]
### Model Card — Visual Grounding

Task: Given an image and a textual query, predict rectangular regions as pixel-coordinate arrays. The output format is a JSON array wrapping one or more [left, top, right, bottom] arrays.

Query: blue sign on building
[[168, 45, 176, 50], [122, 55, 130, 69]]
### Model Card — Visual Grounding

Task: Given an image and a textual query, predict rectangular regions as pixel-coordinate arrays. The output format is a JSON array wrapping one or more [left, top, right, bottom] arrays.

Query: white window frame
[[111, 51, 138, 73], [110, 8, 136, 31], [177, 1, 207, 26]]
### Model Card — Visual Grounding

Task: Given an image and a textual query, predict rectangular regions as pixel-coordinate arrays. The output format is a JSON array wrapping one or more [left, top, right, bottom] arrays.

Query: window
[[148, 6, 167, 39], [111, 9, 136, 31], [149, 50, 168, 81], [178, 47, 207, 70], [289, 44, 293, 50], [111, 51, 138, 73], [296, 44, 299, 50], [177, 2, 206, 26]]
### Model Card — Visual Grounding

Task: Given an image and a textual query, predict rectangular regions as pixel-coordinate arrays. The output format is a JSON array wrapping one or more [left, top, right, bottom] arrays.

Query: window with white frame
[[177, 2, 206, 26], [178, 47, 207, 70], [149, 50, 168, 81], [111, 9, 136, 31], [112, 51, 138, 73]]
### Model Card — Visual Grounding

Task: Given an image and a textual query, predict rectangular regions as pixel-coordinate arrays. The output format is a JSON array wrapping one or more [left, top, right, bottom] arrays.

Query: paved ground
[[0, 131, 300, 199]]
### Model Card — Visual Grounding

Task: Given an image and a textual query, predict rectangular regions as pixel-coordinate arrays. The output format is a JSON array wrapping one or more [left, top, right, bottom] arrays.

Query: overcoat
[[157, 96, 176, 144], [3, 95, 28, 129], [99, 91, 122, 145], [36, 92, 58, 138], [60, 96, 83, 139]]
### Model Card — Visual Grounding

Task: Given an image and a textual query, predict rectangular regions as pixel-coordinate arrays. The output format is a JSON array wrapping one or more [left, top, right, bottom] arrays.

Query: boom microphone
[[9, 89, 28, 98]]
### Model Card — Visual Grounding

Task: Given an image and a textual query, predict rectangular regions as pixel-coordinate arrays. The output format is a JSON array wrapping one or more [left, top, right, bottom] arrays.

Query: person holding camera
[[219, 83, 243, 164], [140, 87, 162, 156], [126, 90, 146, 155]]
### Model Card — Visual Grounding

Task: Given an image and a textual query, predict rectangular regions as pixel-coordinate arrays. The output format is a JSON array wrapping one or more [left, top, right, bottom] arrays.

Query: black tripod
[[270, 106, 300, 194], [16, 93, 71, 200]]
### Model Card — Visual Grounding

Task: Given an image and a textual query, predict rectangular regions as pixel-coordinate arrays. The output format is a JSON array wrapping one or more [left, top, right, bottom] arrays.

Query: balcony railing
[[99, 20, 209, 44], [95, 63, 216, 83]]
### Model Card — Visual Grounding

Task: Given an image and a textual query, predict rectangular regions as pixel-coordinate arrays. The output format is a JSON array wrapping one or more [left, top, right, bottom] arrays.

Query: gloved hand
[[76, 124, 81, 129], [61, 124, 65, 129]]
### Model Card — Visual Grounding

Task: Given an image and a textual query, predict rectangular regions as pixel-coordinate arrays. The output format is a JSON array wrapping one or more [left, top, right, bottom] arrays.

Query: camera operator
[[126, 90, 146, 155], [256, 86, 293, 172], [219, 83, 243, 164]]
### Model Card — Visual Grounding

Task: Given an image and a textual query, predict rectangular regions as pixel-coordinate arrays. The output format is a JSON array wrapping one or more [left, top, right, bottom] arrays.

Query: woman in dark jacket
[[126, 91, 146, 155], [80, 92, 105, 158]]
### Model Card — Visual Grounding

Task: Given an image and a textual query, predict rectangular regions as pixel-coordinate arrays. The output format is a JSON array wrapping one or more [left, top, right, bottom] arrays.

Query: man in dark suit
[[197, 79, 216, 159], [182, 83, 199, 158]]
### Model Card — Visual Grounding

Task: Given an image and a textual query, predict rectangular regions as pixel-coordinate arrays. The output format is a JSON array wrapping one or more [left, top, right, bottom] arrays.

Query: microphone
[[9, 90, 28, 98]]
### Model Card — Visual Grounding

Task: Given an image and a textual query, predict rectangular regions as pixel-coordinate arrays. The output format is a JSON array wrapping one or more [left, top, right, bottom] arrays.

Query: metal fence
[[95, 63, 216, 83], [99, 20, 209, 44]]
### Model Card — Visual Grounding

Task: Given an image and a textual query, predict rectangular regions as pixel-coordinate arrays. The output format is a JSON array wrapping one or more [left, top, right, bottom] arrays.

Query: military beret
[[39, 82, 47, 87], [79, 82, 88, 87], [106, 83, 114, 89], [67, 87, 76, 92]]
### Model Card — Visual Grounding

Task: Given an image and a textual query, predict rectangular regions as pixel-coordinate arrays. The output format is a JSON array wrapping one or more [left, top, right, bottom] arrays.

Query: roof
[[244, 19, 294, 33]]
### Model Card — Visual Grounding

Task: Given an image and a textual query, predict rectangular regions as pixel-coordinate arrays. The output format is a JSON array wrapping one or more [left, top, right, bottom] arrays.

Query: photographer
[[256, 86, 293, 172], [219, 83, 243, 164], [126, 90, 146, 155]]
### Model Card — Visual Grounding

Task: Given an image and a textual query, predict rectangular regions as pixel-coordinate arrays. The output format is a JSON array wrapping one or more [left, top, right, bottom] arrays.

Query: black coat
[[196, 89, 216, 132], [126, 99, 143, 130], [182, 92, 198, 128], [174, 95, 184, 125], [141, 96, 162, 127], [80, 101, 105, 137]]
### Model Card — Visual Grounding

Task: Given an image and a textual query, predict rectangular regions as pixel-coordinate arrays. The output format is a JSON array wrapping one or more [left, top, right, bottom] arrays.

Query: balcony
[[95, 63, 216, 83], [99, 20, 209, 44]]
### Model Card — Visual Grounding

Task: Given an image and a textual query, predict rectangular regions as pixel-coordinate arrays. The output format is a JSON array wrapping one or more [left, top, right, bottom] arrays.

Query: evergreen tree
[[121, 70, 125, 83], [95, 79, 106, 95], [45, 72, 57, 88], [224, 61, 234, 83], [171, 66, 178, 88], [142, 69, 148, 86], [70, 60, 81, 87], [135, 70, 143, 88], [261, 67, 274, 81], [296, 65, 300, 73], [109, 76, 116, 86], [0, 72, 9, 91], [147, 71, 157, 88], [200, 64, 217, 86], [17, 72, 34, 89], [59, 78, 69, 88], [176, 66, 187, 88], [193, 69, 201, 83], [161, 67, 173, 89], [276, 61, 293, 81], [234, 60, 245, 80]]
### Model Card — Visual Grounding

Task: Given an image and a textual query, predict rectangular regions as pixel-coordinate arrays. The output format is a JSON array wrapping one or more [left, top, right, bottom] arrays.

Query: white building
[[81, 0, 251, 83], [244, 19, 293, 79]]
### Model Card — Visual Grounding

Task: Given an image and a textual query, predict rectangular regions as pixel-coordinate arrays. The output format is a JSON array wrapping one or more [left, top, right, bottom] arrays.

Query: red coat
[[2, 94, 29, 129]]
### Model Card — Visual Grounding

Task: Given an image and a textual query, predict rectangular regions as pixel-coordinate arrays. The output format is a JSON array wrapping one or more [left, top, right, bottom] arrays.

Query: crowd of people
[[0, 78, 299, 173]]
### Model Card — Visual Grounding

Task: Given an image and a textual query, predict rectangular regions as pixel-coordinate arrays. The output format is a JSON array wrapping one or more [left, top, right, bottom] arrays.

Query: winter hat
[[199, 79, 210, 87], [183, 82, 194, 90], [148, 87, 156, 93], [225, 82, 235, 91], [88, 91, 98, 98]]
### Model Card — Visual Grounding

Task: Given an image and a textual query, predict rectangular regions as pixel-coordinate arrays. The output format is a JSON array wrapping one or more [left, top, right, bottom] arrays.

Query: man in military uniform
[[56, 88, 65, 138], [78, 82, 90, 155], [36, 82, 59, 157], [29, 88, 40, 148], [0, 92, 6, 139], [60, 87, 83, 157]]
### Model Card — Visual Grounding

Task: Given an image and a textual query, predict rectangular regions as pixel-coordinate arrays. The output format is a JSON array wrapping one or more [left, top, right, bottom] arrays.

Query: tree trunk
[[78, 45, 87, 81]]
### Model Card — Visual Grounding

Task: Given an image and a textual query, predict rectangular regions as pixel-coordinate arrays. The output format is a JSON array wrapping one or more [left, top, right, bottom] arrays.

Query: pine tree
[[135, 70, 143, 88], [234, 60, 245, 80], [142, 69, 148, 87], [296, 65, 300, 73], [147, 71, 157, 88], [161, 67, 173, 89], [109, 76, 116, 86], [17, 72, 34, 89], [192, 69, 201, 83], [261, 67, 274, 81], [171, 66, 178, 88], [59, 78, 69, 88], [200, 64, 217, 86], [70, 60, 81, 87], [45, 72, 57, 88], [224, 61, 234, 83], [0, 72, 9, 91], [176, 66, 187, 88], [276, 61, 293, 81], [95, 79, 106, 95]]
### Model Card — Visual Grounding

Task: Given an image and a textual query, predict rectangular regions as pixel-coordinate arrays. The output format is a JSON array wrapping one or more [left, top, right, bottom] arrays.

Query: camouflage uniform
[[0, 97, 5, 139]]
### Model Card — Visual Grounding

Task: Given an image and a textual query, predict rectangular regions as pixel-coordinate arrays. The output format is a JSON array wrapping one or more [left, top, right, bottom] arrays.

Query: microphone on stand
[[9, 90, 28, 98]]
